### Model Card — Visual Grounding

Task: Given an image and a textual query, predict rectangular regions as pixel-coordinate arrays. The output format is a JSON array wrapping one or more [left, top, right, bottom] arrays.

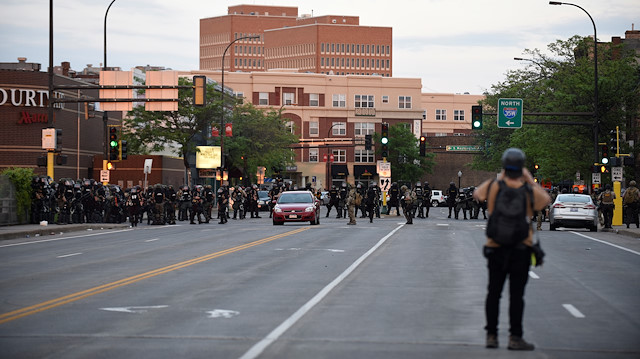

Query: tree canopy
[[472, 35, 640, 183]]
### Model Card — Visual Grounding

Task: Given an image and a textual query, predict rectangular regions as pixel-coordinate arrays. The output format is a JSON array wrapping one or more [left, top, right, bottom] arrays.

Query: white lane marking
[[0, 228, 134, 248], [100, 305, 168, 314], [570, 231, 640, 256], [145, 238, 160, 242], [436, 223, 449, 227], [562, 304, 586, 318], [57, 252, 82, 258], [275, 248, 345, 253], [528, 271, 540, 279], [239, 223, 405, 359], [207, 309, 240, 319]]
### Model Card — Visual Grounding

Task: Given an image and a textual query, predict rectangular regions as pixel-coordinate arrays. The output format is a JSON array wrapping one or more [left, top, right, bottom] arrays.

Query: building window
[[283, 92, 295, 105], [309, 148, 318, 162], [332, 149, 346, 163], [454, 109, 465, 121], [382, 95, 389, 104], [321, 43, 325, 53], [399, 96, 412, 109], [354, 122, 375, 136], [309, 93, 319, 107], [355, 149, 375, 163], [355, 95, 374, 108], [423, 110, 426, 119], [332, 94, 346, 107], [332, 122, 346, 136], [436, 109, 447, 121], [259, 92, 268, 105], [309, 121, 319, 136], [285, 121, 295, 134]]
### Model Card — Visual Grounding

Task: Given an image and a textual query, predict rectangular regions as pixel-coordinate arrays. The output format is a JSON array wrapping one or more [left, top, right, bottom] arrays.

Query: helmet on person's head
[[416, 182, 421, 187], [501, 147, 526, 179], [630, 180, 637, 187]]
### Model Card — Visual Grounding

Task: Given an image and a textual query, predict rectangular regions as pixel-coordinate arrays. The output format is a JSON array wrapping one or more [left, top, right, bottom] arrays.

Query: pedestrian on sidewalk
[[622, 180, 640, 228], [598, 184, 616, 229]]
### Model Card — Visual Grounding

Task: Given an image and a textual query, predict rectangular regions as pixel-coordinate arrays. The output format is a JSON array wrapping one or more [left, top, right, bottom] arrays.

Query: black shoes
[[508, 336, 535, 351], [486, 334, 498, 348]]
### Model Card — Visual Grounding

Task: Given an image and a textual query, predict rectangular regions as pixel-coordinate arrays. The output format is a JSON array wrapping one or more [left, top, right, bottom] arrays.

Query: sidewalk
[[0, 222, 131, 241]]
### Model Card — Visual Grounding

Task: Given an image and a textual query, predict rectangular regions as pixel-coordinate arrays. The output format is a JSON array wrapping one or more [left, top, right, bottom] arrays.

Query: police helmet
[[416, 182, 421, 187], [630, 180, 637, 187], [502, 147, 526, 179]]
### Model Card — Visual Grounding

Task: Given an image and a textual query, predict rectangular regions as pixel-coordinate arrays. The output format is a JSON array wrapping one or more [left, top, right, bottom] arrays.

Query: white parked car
[[430, 190, 446, 207]]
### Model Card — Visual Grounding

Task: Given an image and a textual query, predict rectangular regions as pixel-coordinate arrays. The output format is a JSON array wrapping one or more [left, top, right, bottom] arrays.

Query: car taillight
[[553, 203, 565, 208], [584, 204, 596, 209]]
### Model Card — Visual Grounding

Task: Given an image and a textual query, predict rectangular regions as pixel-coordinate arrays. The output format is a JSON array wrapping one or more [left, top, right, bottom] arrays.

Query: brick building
[[200, 5, 392, 77]]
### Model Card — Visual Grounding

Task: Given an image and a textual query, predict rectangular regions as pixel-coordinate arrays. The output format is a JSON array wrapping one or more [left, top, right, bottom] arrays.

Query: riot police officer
[[338, 182, 348, 219], [414, 182, 424, 218], [217, 188, 229, 224], [177, 186, 192, 221], [202, 185, 215, 223], [326, 185, 339, 218], [447, 182, 458, 218], [423, 181, 432, 218]]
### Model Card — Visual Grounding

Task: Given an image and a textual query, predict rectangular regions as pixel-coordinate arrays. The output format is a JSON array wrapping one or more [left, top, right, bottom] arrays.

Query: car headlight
[[305, 206, 315, 212], [274, 206, 283, 213]]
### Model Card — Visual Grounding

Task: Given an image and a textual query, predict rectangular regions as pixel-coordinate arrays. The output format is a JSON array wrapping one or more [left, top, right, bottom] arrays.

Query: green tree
[[374, 124, 434, 183], [472, 36, 640, 182], [123, 76, 222, 172], [225, 103, 299, 182], [1, 167, 35, 223]]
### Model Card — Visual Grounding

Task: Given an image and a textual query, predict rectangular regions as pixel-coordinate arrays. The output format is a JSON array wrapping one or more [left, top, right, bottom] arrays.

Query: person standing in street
[[447, 182, 458, 218], [598, 184, 616, 229], [473, 148, 550, 351], [622, 180, 640, 228], [346, 183, 360, 225]]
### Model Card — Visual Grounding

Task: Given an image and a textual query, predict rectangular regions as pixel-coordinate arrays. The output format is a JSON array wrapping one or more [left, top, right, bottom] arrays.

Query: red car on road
[[272, 191, 321, 225]]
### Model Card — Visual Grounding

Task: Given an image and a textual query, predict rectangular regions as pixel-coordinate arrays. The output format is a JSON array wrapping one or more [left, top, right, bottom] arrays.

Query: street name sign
[[498, 98, 523, 129]]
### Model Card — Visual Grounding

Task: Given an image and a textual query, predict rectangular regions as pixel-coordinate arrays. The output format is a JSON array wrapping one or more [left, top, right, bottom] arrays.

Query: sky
[[1, 0, 638, 94]]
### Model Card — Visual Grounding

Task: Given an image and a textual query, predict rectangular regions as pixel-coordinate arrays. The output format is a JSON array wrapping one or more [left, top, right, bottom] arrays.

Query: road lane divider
[[0, 227, 309, 325], [562, 303, 586, 318], [239, 223, 405, 359]]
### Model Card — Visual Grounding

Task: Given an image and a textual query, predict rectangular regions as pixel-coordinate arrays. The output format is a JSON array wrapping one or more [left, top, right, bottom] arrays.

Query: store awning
[[353, 165, 377, 177], [331, 164, 349, 177]]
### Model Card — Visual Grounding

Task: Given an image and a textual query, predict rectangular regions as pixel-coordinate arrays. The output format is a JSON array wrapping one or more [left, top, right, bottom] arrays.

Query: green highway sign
[[498, 98, 523, 129]]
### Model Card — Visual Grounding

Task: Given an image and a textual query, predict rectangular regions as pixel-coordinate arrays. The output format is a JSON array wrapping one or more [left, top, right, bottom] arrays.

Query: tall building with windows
[[186, 70, 419, 188], [200, 5, 392, 76]]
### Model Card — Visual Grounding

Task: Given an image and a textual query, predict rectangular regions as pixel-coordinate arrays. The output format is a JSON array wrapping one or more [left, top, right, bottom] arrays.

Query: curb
[[0, 223, 131, 241]]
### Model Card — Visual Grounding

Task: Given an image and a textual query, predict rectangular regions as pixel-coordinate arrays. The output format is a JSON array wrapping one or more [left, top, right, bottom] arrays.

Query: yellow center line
[[0, 227, 309, 325]]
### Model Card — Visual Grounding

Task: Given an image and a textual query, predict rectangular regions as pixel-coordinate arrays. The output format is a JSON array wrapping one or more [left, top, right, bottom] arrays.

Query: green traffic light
[[381, 137, 389, 145], [110, 140, 118, 147]]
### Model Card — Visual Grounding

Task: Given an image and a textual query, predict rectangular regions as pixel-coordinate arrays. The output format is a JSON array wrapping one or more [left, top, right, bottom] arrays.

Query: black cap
[[501, 148, 525, 178]]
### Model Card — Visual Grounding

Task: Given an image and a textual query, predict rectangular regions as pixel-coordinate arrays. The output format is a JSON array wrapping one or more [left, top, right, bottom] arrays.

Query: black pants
[[485, 245, 531, 338], [602, 204, 614, 228]]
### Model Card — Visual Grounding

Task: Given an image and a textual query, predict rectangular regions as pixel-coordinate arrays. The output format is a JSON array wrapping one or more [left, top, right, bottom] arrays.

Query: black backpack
[[486, 180, 531, 247]]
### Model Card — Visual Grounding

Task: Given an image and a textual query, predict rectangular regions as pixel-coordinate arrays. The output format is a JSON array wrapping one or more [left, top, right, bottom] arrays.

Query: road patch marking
[[562, 304, 585, 318], [57, 253, 82, 258], [100, 305, 168, 314], [207, 309, 239, 319]]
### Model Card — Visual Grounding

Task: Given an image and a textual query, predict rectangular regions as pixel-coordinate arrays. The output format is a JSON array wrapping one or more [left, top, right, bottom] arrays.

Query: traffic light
[[108, 126, 119, 161], [600, 165, 608, 173], [601, 144, 609, 164], [380, 123, 389, 158], [120, 140, 128, 160], [106, 161, 115, 170], [364, 134, 372, 150], [193, 75, 206, 106], [610, 156, 622, 167], [419, 136, 426, 156], [471, 105, 483, 130], [55, 129, 62, 151]]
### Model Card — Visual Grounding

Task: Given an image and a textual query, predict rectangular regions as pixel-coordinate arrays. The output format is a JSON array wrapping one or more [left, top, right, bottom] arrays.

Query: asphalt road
[[0, 207, 638, 358]]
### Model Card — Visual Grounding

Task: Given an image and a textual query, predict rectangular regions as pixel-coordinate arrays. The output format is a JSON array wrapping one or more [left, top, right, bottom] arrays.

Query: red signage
[[18, 111, 48, 124]]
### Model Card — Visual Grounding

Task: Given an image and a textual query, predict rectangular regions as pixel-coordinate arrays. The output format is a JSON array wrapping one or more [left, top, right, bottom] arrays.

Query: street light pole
[[220, 35, 260, 171], [102, 0, 116, 173], [458, 171, 462, 189], [549, 1, 599, 165]]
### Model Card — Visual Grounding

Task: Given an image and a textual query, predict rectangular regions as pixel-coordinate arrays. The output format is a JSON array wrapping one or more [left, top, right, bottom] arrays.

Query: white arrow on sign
[[506, 120, 514, 126], [207, 309, 240, 319], [100, 305, 168, 313]]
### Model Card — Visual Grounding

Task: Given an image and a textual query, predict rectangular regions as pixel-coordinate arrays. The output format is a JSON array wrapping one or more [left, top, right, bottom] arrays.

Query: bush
[[1, 168, 35, 224]]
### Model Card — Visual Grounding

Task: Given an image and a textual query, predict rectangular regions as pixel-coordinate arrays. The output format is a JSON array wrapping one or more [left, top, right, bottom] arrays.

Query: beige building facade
[[185, 69, 484, 189]]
